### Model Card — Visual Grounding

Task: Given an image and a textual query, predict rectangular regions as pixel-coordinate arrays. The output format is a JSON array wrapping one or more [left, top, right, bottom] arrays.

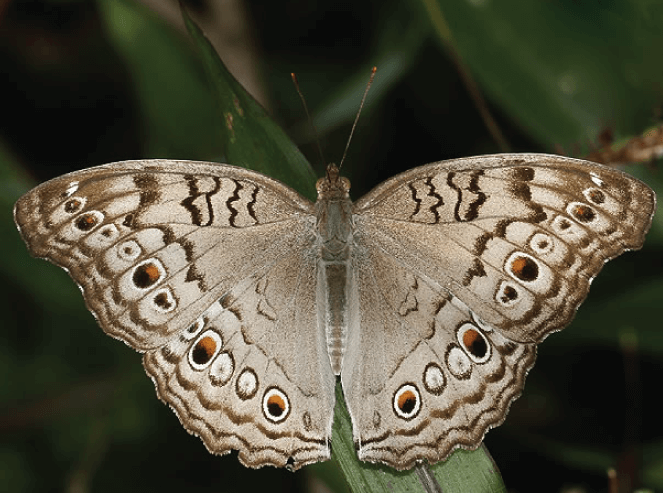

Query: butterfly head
[[316, 163, 351, 199]]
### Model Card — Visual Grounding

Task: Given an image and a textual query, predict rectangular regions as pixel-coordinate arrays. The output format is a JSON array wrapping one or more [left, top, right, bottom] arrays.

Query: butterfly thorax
[[315, 164, 354, 374], [315, 164, 353, 260]]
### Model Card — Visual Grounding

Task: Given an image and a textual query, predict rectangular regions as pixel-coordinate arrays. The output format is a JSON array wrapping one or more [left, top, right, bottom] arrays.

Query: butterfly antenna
[[291, 72, 326, 168], [339, 66, 377, 170]]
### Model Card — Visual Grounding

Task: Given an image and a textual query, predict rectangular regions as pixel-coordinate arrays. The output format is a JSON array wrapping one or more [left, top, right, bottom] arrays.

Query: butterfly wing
[[342, 153, 655, 469], [14, 160, 335, 469]]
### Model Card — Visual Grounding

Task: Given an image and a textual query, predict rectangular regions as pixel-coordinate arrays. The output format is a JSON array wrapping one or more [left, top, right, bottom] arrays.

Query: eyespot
[[117, 240, 142, 262], [210, 352, 234, 386], [446, 345, 472, 379], [74, 211, 104, 232], [567, 202, 596, 223], [423, 363, 445, 395], [457, 323, 491, 363], [131, 259, 165, 289], [64, 197, 86, 214], [152, 287, 177, 313], [188, 330, 222, 370], [393, 384, 421, 420], [83, 223, 120, 250], [495, 281, 520, 307], [529, 232, 553, 255], [553, 216, 573, 231], [505, 252, 540, 283], [236, 368, 258, 400], [183, 318, 204, 341], [263, 387, 290, 423], [97, 224, 119, 240], [584, 188, 605, 205]]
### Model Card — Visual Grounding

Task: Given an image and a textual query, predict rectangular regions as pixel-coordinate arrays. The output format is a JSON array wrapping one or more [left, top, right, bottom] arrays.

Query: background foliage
[[1, 0, 662, 492]]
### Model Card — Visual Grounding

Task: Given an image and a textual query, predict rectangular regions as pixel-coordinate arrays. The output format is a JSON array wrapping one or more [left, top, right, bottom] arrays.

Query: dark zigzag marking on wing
[[247, 184, 259, 224], [181, 175, 221, 227], [424, 176, 444, 223], [408, 182, 422, 218], [185, 263, 209, 292], [206, 177, 222, 226], [465, 170, 487, 221], [93, 219, 253, 343], [398, 278, 420, 316], [227, 179, 243, 228], [447, 172, 463, 222], [181, 175, 203, 225]]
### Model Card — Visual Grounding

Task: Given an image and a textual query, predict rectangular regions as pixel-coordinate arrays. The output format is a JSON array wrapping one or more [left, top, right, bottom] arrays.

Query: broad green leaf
[[422, 0, 663, 150]]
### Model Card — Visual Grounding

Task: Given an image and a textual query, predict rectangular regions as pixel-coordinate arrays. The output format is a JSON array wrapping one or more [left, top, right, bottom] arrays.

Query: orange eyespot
[[75, 213, 99, 231], [192, 336, 217, 365], [393, 384, 421, 419], [266, 394, 286, 417], [132, 261, 162, 288], [463, 329, 487, 358], [64, 199, 82, 213], [397, 390, 417, 414], [263, 388, 289, 422], [571, 204, 596, 223], [510, 255, 539, 282]]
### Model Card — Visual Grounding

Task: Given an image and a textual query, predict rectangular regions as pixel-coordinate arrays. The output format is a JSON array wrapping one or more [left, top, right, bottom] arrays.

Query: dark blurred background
[[1, 0, 662, 492]]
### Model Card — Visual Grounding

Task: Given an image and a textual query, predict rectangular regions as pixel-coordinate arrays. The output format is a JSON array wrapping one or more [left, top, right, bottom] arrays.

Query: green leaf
[[422, 0, 663, 150], [98, 0, 222, 160]]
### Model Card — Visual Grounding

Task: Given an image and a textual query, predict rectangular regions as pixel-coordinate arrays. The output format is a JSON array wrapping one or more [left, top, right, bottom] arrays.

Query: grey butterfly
[[14, 153, 655, 470]]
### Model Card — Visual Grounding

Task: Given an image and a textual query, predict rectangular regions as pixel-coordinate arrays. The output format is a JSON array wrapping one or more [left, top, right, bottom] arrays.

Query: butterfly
[[13, 153, 655, 470]]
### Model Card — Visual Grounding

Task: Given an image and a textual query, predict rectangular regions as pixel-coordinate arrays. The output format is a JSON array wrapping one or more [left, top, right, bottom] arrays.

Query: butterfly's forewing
[[342, 154, 655, 469], [14, 160, 336, 469]]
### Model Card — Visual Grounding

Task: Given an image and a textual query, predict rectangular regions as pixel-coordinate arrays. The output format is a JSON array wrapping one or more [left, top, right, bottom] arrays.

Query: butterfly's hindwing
[[143, 241, 335, 469], [342, 232, 537, 468]]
